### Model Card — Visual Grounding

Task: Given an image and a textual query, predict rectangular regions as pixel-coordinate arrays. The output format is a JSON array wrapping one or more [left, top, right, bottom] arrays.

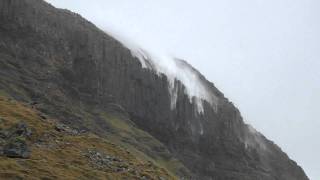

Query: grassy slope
[[0, 95, 180, 180]]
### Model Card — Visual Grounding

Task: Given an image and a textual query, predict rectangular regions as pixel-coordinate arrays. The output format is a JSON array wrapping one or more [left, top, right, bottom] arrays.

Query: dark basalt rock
[[11, 122, 32, 138], [0, 0, 309, 179], [3, 138, 30, 158], [0, 122, 32, 158], [0, 130, 9, 139]]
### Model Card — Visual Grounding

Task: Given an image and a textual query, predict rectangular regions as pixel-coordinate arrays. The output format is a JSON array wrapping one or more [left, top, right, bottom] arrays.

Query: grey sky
[[45, 0, 320, 179]]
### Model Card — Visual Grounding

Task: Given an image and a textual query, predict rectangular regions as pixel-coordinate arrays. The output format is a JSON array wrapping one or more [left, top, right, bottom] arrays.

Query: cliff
[[0, 0, 309, 179]]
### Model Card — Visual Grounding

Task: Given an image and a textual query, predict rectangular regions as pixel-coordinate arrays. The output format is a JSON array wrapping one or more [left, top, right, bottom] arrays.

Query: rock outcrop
[[0, 122, 31, 158], [0, 0, 309, 179]]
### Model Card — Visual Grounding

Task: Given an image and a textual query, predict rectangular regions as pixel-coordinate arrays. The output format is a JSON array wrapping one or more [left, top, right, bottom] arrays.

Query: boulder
[[0, 122, 32, 158], [3, 137, 30, 158], [11, 122, 32, 137]]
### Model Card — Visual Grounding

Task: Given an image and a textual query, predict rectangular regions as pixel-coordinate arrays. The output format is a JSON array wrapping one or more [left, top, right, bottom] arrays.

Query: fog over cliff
[[45, 0, 320, 179]]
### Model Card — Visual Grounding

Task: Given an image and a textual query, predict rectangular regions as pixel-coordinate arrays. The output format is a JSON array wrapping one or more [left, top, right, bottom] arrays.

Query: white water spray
[[108, 31, 219, 114]]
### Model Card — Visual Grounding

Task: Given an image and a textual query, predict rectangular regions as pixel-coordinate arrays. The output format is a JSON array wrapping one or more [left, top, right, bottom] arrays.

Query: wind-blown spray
[[117, 38, 219, 114], [103, 29, 221, 115]]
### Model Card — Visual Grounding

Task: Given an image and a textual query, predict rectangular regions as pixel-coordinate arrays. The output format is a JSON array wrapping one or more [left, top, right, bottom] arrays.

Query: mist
[[111, 33, 219, 114], [45, 0, 320, 179]]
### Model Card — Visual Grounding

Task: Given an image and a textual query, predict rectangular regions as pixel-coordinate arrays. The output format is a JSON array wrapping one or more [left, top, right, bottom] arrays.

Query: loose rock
[[55, 123, 79, 135], [85, 149, 126, 172]]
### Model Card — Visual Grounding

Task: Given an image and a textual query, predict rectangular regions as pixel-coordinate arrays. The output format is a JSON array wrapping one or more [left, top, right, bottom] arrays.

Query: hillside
[[0, 0, 309, 179], [0, 95, 179, 179]]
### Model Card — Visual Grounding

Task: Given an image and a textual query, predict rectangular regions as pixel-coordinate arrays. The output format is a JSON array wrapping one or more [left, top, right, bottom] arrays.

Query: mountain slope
[[0, 0, 308, 179], [0, 95, 178, 179]]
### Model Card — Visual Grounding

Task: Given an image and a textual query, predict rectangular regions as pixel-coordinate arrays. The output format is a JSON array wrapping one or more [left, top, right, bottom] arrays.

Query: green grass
[[0, 95, 179, 179], [99, 112, 190, 178]]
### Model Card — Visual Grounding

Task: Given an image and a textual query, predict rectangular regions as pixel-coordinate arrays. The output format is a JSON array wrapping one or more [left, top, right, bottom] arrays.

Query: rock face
[[0, 0, 309, 179]]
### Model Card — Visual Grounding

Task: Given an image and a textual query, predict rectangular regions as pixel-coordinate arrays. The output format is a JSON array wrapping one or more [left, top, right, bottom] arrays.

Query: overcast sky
[[45, 0, 320, 179]]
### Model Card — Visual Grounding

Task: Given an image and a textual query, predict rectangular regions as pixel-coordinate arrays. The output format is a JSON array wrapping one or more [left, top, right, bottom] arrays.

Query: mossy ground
[[0, 96, 177, 180]]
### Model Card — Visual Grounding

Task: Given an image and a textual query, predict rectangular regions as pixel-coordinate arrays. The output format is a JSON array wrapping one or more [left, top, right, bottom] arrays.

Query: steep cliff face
[[0, 0, 309, 179]]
